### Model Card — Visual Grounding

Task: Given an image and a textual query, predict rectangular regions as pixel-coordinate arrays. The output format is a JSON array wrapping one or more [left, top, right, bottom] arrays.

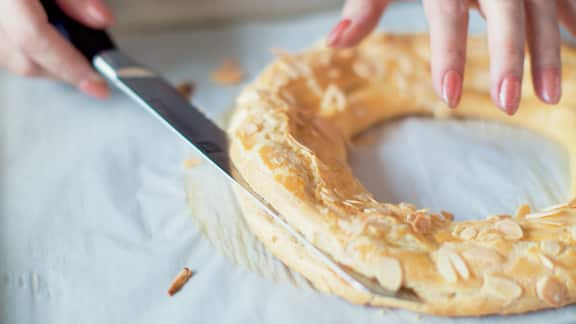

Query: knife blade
[[41, 0, 420, 303]]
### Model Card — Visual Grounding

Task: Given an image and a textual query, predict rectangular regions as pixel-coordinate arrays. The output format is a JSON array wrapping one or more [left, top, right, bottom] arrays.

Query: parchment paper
[[1, 3, 575, 323]]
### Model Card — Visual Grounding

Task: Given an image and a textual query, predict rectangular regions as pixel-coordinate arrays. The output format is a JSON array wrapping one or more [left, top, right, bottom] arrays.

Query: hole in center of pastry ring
[[349, 117, 570, 220], [228, 33, 576, 316]]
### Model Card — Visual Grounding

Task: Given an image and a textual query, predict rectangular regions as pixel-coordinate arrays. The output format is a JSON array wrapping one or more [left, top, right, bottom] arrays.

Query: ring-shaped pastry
[[228, 34, 576, 316]]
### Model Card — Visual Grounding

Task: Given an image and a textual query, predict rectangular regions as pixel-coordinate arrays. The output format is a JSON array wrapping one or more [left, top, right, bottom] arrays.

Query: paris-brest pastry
[[228, 34, 576, 316]]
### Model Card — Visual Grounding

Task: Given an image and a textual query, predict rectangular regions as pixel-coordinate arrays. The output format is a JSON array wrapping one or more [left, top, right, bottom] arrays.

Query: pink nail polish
[[441, 70, 462, 108], [86, 0, 116, 25], [538, 68, 561, 104], [78, 78, 109, 99], [498, 76, 521, 115], [327, 19, 352, 47]]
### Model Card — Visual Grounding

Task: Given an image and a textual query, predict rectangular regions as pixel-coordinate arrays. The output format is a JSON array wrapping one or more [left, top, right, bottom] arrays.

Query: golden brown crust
[[228, 33, 576, 316]]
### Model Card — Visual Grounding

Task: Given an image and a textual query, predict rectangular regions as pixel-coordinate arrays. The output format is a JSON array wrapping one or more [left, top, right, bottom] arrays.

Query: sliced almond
[[440, 210, 454, 222], [449, 251, 470, 280], [352, 61, 374, 79], [362, 207, 389, 214], [539, 255, 555, 270], [536, 276, 568, 307], [376, 257, 403, 291], [542, 200, 576, 212], [337, 218, 366, 236], [514, 204, 532, 219], [168, 267, 194, 296], [436, 249, 458, 282], [540, 240, 563, 256], [307, 78, 323, 97], [571, 225, 576, 241], [462, 246, 505, 268], [532, 219, 566, 226], [211, 59, 245, 86], [526, 209, 563, 219], [320, 84, 347, 113], [459, 227, 477, 240], [409, 213, 432, 234], [494, 219, 523, 240], [482, 274, 523, 301]]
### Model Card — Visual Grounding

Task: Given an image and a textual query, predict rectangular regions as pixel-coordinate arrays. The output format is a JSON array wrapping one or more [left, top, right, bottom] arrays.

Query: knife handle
[[40, 0, 116, 61]]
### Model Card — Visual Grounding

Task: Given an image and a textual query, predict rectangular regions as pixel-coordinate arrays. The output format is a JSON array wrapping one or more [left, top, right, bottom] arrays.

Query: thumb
[[55, 0, 116, 29]]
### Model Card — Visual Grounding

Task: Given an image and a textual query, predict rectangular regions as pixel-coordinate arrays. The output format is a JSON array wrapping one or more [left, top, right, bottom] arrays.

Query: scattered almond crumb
[[176, 81, 196, 99], [183, 157, 202, 169], [168, 267, 194, 296], [211, 59, 245, 86], [440, 210, 454, 222]]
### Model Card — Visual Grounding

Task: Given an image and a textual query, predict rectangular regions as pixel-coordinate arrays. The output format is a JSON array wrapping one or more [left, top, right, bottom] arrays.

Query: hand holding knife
[[40, 0, 420, 303]]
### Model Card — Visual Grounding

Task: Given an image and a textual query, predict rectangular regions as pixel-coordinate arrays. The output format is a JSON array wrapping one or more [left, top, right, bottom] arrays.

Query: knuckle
[[440, 0, 468, 16], [444, 48, 466, 61], [14, 60, 40, 77], [14, 22, 48, 54], [500, 41, 524, 60]]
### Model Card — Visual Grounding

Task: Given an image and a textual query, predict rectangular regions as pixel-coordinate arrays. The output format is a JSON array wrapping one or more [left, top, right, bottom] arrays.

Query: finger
[[479, 0, 526, 115], [327, 0, 390, 48], [557, 0, 576, 36], [0, 50, 47, 77], [423, 0, 469, 108], [0, 26, 45, 77], [0, 0, 109, 99], [526, 0, 561, 104], [56, 0, 116, 29]]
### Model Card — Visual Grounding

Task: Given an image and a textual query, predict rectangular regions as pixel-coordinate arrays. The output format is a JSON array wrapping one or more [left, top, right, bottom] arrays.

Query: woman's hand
[[0, 0, 115, 99], [327, 0, 576, 115]]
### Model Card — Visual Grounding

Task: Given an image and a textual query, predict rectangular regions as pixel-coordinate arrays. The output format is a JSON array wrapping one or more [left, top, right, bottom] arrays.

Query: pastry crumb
[[211, 59, 245, 86], [440, 210, 454, 221], [183, 157, 202, 169], [168, 267, 194, 296], [176, 81, 196, 99]]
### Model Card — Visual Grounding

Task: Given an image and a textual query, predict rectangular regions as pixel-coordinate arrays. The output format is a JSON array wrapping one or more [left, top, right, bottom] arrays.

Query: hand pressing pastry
[[328, 0, 576, 115]]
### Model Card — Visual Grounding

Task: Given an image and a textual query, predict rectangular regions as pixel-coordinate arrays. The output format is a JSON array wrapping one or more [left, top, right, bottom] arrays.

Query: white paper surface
[[1, 3, 576, 323]]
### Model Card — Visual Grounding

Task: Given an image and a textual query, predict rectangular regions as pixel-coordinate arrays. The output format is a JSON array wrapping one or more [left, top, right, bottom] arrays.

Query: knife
[[41, 0, 419, 303]]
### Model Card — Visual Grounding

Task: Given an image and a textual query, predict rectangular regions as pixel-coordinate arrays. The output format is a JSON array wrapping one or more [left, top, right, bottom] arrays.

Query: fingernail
[[441, 70, 462, 108], [498, 76, 521, 115], [327, 19, 352, 47], [538, 68, 561, 104], [86, 0, 116, 25], [78, 75, 109, 99]]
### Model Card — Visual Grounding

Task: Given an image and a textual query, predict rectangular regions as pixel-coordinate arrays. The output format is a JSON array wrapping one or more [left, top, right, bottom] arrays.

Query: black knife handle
[[41, 0, 116, 61]]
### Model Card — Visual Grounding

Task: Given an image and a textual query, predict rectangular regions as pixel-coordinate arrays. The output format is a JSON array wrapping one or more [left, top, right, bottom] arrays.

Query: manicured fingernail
[[78, 75, 109, 99], [86, 0, 116, 25], [441, 70, 462, 108], [498, 76, 521, 115], [327, 19, 352, 47], [538, 68, 561, 104]]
